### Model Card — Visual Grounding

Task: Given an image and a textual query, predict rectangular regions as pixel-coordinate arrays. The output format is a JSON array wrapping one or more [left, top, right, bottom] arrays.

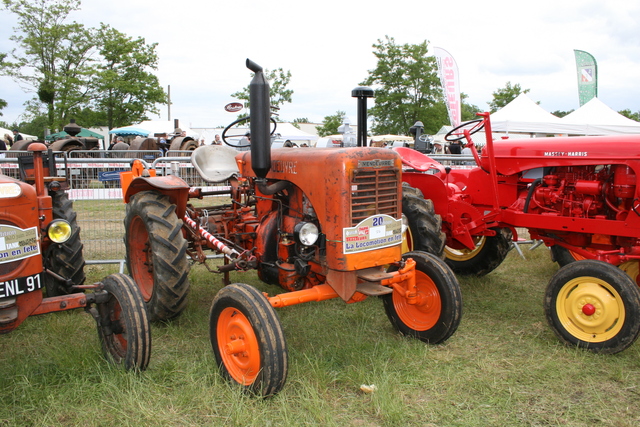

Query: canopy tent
[[109, 120, 197, 138], [272, 122, 318, 143], [109, 126, 151, 137], [46, 128, 104, 141], [559, 97, 640, 135], [489, 93, 570, 135]]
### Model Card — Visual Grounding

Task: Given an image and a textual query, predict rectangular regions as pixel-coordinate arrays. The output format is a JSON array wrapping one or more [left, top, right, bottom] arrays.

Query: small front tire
[[383, 251, 462, 344], [544, 260, 640, 354], [209, 283, 288, 397], [96, 273, 152, 371]]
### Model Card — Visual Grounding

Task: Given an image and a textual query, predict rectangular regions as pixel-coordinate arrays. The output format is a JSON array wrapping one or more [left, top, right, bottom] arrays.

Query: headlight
[[294, 222, 319, 246], [48, 219, 72, 243]]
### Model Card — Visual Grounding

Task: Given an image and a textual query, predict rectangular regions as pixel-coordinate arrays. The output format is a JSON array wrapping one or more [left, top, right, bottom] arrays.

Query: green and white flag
[[574, 50, 598, 106]]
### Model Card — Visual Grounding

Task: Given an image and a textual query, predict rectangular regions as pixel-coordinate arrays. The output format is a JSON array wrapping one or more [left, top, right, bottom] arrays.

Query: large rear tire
[[544, 260, 640, 354], [96, 273, 151, 370], [124, 191, 190, 322], [383, 251, 462, 344], [44, 191, 86, 297], [210, 283, 288, 397], [444, 227, 512, 276], [401, 183, 445, 257]]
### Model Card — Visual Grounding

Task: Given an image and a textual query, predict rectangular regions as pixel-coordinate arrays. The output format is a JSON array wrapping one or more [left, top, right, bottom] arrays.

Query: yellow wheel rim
[[445, 236, 486, 262], [556, 276, 625, 343], [619, 260, 640, 285]]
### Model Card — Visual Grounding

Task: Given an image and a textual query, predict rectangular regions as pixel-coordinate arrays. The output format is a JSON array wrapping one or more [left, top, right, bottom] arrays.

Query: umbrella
[[109, 126, 151, 137]]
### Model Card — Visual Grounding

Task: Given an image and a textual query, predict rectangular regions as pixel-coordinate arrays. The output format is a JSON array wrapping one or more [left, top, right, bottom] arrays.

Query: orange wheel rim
[[217, 307, 261, 385], [111, 301, 128, 350], [129, 216, 153, 301], [392, 268, 441, 331]]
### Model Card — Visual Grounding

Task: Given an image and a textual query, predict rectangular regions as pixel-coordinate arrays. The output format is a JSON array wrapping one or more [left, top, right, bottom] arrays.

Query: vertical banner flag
[[433, 47, 461, 128], [574, 49, 598, 106]]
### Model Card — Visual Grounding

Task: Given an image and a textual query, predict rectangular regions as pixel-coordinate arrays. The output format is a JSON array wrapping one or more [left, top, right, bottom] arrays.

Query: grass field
[[1, 247, 639, 426]]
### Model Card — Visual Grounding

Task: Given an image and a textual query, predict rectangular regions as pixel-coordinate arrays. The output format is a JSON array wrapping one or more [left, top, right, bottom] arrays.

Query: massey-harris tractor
[[120, 59, 462, 396], [396, 112, 640, 354], [0, 143, 151, 370]]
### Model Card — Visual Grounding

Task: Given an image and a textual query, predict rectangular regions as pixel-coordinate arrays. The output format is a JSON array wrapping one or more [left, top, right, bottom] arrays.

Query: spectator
[[4, 134, 13, 147], [12, 129, 23, 142], [213, 134, 222, 145]]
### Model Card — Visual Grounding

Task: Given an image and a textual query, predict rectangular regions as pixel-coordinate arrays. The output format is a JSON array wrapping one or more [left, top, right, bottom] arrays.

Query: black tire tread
[[402, 183, 446, 257]]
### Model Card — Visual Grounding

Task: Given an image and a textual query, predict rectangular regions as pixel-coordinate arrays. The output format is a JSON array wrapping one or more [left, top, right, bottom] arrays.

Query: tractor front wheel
[[544, 260, 640, 354], [209, 283, 288, 397], [444, 227, 512, 276], [124, 191, 190, 322], [383, 251, 462, 344], [401, 183, 445, 257], [96, 273, 151, 370]]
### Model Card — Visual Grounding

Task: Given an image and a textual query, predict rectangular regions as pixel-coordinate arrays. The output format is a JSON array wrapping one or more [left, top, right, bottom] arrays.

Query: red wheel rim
[[217, 307, 261, 385], [129, 216, 154, 301]]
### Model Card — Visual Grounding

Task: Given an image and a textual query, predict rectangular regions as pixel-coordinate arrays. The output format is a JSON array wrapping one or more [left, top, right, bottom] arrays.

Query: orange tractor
[[121, 59, 462, 396], [0, 143, 150, 370]]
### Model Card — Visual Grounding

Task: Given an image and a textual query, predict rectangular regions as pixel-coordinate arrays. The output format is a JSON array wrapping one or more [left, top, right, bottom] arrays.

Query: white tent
[[559, 97, 640, 135], [0, 127, 37, 142], [489, 93, 569, 135], [272, 122, 318, 144]]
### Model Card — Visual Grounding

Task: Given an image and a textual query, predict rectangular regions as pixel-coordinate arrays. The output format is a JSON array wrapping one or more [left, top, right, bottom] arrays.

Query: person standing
[[12, 129, 23, 142], [213, 134, 222, 145]]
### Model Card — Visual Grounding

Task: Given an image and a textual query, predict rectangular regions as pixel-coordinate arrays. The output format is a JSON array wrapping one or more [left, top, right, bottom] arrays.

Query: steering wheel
[[222, 116, 277, 149], [444, 119, 485, 142]]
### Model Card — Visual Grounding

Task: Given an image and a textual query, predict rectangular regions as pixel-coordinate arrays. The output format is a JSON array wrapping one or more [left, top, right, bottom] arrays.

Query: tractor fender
[[124, 175, 190, 218], [48, 138, 84, 152]]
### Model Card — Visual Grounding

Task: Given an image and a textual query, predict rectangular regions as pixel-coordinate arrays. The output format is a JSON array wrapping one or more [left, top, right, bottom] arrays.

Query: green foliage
[[81, 24, 167, 129], [488, 81, 530, 113], [231, 68, 293, 111], [2, 0, 97, 131], [361, 36, 447, 135], [619, 109, 640, 122], [550, 109, 574, 118], [316, 110, 345, 137], [461, 92, 483, 121]]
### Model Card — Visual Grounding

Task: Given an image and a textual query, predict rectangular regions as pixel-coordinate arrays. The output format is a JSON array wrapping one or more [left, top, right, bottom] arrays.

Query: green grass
[[2, 248, 640, 426]]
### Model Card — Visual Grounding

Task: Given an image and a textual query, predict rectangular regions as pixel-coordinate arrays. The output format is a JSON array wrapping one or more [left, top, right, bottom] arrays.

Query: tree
[[84, 24, 166, 129], [231, 68, 293, 116], [461, 93, 482, 121], [291, 117, 309, 129], [550, 109, 574, 118], [488, 82, 530, 113], [2, 0, 97, 131], [618, 109, 640, 122], [360, 36, 447, 135], [316, 111, 345, 137]]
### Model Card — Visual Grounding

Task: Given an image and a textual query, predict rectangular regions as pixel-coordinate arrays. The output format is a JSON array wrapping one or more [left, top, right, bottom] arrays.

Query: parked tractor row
[[5, 59, 640, 398]]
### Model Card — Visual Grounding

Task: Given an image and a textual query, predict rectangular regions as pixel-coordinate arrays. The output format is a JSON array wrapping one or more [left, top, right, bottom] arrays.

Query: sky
[[1, 0, 639, 130]]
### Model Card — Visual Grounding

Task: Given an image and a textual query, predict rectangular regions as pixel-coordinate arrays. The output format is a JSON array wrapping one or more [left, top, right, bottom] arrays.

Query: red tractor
[[0, 143, 151, 370], [120, 59, 462, 396], [396, 112, 640, 354]]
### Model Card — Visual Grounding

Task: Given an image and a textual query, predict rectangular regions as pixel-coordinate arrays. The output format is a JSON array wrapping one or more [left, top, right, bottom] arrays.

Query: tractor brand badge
[[343, 214, 402, 254], [358, 159, 394, 168], [224, 102, 244, 113], [0, 183, 22, 199], [543, 151, 588, 157], [0, 225, 40, 264]]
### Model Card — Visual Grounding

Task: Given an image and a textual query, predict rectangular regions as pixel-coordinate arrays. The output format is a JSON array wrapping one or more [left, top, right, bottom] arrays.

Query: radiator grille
[[350, 168, 400, 226]]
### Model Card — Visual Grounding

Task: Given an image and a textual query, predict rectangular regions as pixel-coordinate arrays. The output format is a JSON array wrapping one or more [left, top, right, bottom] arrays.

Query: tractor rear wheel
[[401, 183, 445, 257], [44, 191, 85, 297], [444, 227, 512, 276], [544, 260, 640, 354], [124, 191, 190, 322], [383, 251, 462, 344], [96, 273, 151, 370], [209, 283, 288, 397]]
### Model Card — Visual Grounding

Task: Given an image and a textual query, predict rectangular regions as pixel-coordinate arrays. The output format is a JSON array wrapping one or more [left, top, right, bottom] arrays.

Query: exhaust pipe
[[247, 59, 271, 179]]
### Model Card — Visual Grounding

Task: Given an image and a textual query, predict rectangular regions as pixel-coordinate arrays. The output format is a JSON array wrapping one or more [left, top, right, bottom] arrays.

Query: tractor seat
[[191, 145, 240, 183]]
